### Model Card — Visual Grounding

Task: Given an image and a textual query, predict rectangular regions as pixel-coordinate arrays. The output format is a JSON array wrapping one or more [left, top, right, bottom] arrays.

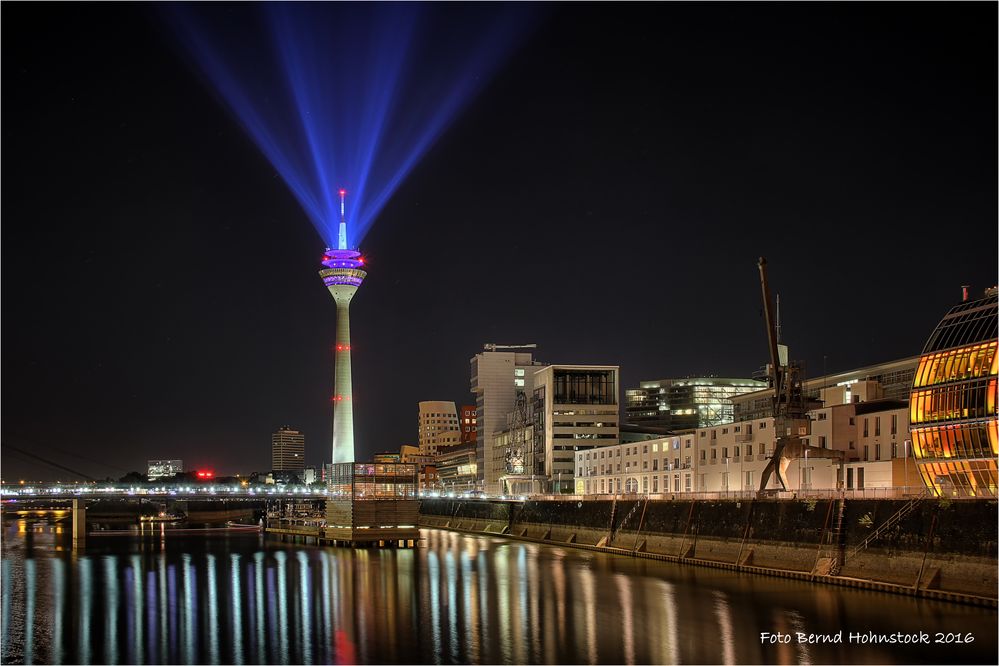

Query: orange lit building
[[909, 289, 997, 497]]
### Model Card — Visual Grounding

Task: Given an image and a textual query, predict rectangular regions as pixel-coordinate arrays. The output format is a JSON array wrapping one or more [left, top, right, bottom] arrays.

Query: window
[[711, 449, 717, 460], [875, 444, 881, 461], [734, 426, 741, 432], [711, 430, 717, 440], [875, 417, 881, 437], [685, 439, 691, 448], [642, 461, 648, 470], [652, 476, 659, 493], [700, 432, 706, 438], [849, 417, 855, 425], [760, 422, 767, 429], [818, 413, 827, 421], [617, 463, 621, 471], [685, 475, 692, 492], [863, 419, 869, 437], [700, 451, 706, 461], [849, 440, 855, 450], [891, 414, 898, 435], [746, 444, 753, 456], [819, 436, 826, 448], [722, 472, 729, 490], [515, 369, 525, 377], [722, 447, 728, 458], [863, 445, 869, 461], [745, 471, 753, 488], [653, 459, 659, 471], [578, 467, 583, 476], [514, 378, 525, 387]]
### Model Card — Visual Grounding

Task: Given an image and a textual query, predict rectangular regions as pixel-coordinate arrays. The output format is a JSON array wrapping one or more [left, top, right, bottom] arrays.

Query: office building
[[272, 426, 305, 472], [417, 401, 461, 456], [147, 459, 183, 480], [436, 441, 477, 492], [626, 377, 766, 430], [470, 345, 546, 493], [500, 364, 619, 495]]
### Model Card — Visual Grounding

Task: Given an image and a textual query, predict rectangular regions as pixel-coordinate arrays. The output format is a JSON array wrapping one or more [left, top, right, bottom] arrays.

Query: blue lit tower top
[[319, 189, 366, 466]]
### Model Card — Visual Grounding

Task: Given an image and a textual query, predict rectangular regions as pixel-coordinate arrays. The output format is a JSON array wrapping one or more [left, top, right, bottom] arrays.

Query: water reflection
[[1, 521, 997, 665]]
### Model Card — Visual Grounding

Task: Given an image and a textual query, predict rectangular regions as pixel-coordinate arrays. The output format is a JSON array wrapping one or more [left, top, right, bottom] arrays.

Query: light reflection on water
[[1, 517, 997, 665]]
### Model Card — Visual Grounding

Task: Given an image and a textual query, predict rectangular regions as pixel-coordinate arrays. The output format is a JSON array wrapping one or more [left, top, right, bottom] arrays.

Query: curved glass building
[[909, 290, 998, 497]]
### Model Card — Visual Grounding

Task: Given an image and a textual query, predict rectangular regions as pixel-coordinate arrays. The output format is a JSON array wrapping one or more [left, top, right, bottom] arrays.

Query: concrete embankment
[[419, 497, 997, 606]]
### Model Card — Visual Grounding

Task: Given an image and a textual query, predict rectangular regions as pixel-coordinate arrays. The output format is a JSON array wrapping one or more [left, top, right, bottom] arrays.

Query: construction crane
[[756, 257, 839, 493], [483, 343, 537, 352]]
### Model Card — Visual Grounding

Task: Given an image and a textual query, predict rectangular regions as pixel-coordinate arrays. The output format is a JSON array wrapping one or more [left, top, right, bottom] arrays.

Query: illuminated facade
[[319, 190, 366, 465], [909, 291, 998, 497], [626, 377, 766, 430], [147, 459, 183, 480]]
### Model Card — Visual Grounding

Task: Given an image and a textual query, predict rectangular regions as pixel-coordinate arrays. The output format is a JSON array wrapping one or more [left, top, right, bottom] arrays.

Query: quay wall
[[419, 497, 997, 603]]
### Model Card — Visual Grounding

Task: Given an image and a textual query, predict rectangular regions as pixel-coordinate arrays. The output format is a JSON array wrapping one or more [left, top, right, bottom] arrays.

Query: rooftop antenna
[[337, 188, 348, 250]]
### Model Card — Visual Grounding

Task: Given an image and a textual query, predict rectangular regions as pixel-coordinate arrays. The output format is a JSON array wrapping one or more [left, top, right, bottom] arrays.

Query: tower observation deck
[[319, 189, 366, 464]]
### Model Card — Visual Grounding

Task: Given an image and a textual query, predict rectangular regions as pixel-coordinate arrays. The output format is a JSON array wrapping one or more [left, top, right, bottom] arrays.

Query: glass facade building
[[909, 291, 998, 497], [626, 377, 766, 431]]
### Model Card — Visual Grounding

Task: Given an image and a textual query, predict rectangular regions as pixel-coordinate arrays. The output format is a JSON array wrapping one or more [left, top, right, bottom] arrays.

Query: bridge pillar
[[72, 499, 86, 550]]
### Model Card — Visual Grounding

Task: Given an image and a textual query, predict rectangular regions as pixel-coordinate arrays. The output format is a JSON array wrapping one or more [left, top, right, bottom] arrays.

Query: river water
[[2, 515, 996, 664]]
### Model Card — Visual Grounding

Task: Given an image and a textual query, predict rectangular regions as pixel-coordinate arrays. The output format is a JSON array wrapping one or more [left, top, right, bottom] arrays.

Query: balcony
[[735, 432, 753, 442]]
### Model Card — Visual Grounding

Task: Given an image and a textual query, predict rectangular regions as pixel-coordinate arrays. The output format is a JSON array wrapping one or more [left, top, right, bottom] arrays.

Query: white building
[[575, 381, 916, 496], [417, 401, 461, 457]]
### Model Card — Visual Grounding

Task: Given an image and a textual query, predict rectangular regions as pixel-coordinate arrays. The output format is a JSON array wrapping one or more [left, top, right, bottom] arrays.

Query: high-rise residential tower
[[319, 189, 366, 464], [272, 426, 306, 472]]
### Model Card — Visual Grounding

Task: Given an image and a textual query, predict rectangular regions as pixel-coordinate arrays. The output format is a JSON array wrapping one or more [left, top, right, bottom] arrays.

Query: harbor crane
[[756, 257, 841, 493]]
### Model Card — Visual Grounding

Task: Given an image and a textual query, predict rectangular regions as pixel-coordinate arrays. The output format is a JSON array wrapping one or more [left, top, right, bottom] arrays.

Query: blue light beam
[[165, 4, 538, 248]]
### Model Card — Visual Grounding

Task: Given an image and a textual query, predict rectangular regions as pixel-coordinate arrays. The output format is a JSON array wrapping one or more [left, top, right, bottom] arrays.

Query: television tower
[[319, 189, 366, 464]]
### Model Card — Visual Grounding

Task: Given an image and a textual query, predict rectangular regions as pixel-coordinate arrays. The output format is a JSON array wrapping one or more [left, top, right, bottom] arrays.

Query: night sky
[[3, 3, 996, 481]]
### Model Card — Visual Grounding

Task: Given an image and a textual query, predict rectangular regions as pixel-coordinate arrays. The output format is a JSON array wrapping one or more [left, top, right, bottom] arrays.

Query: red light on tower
[[197, 470, 214, 479], [338, 188, 346, 197]]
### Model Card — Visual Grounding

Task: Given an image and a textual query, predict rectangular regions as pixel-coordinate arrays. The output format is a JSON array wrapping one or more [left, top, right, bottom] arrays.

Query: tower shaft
[[331, 297, 355, 463]]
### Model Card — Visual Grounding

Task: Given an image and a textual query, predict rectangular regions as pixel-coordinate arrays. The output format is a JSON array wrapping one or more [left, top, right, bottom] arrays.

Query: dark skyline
[[3, 3, 996, 480]]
